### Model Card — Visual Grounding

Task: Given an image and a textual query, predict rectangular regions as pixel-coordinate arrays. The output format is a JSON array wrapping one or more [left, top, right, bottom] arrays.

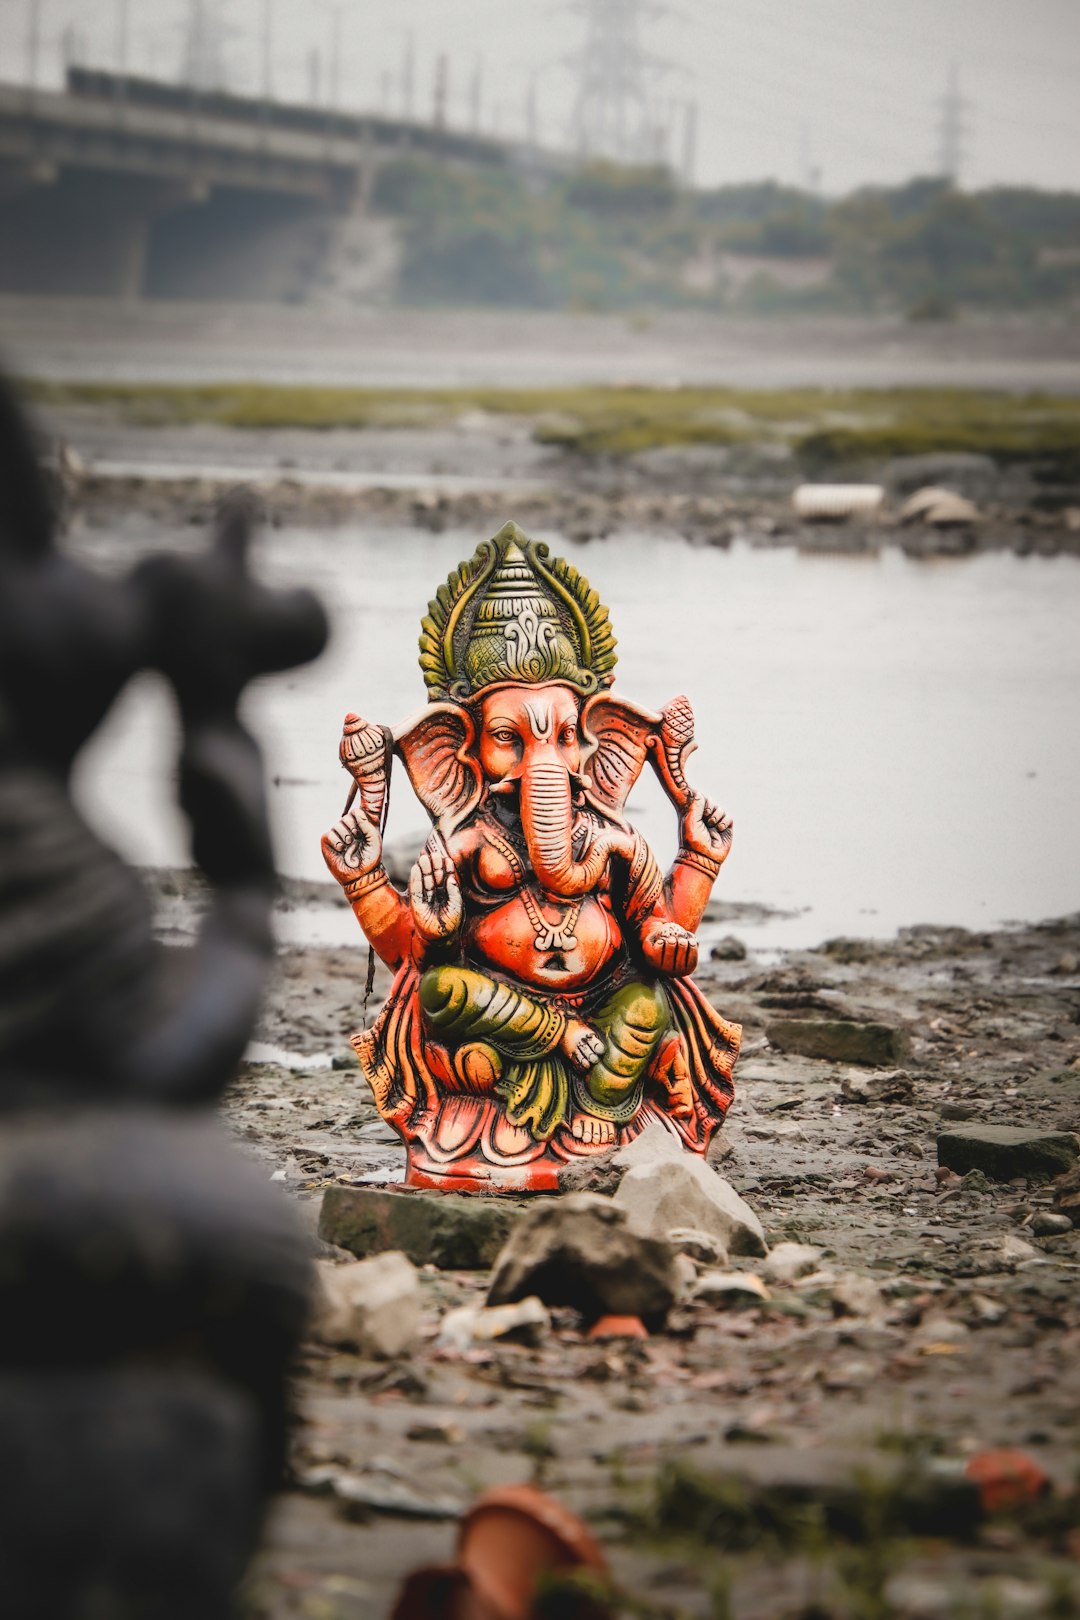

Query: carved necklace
[[484, 818, 583, 954]]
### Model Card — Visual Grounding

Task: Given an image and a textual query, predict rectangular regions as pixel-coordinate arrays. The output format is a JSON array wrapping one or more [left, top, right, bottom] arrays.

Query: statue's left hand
[[409, 835, 463, 943], [641, 919, 699, 976], [681, 793, 734, 868]]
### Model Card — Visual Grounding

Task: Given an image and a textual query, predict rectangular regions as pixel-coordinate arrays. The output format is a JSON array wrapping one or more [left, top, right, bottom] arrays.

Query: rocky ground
[[214, 893, 1080, 1620]]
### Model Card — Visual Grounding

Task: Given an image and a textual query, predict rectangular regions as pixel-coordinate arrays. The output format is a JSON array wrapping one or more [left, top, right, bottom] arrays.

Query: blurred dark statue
[[0, 374, 328, 1619]]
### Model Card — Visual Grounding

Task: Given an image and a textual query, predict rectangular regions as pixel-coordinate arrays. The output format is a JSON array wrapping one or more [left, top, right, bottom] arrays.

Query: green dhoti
[[418, 965, 669, 1140]]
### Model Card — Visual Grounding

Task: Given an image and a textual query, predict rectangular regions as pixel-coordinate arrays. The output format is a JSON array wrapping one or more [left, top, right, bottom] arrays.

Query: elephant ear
[[395, 703, 484, 835], [581, 693, 661, 821]]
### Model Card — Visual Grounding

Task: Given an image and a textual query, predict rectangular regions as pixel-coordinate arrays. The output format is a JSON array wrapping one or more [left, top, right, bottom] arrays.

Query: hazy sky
[[3, 0, 1079, 193]]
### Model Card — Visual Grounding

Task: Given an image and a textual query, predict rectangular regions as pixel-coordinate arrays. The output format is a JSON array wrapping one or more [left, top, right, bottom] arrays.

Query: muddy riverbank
[[196, 876, 1080, 1619]]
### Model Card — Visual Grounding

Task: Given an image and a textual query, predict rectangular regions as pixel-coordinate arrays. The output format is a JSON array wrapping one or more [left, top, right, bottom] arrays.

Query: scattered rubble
[[937, 1124, 1079, 1181], [900, 485, 983, 527], [313, 1252, 422, 1359], [438, 1296, 550, 1352], [691, 1272, 772, 1307], [765, 1017, 909, 1066], [840, 1068, 917, 1104], [763, 1242, 823, 1284], [486, 1192, 681, 1327], [613, 1155, 768, 1258], [319, 1184, 521, 1269]]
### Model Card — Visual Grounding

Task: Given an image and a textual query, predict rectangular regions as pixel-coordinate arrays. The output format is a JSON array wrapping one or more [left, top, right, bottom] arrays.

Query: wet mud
[[211, 889, 1080, 1618]]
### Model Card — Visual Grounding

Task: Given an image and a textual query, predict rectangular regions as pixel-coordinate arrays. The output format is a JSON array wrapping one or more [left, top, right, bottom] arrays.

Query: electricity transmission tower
[[570, 0, 671, 164], [936, 62, 969, 185], [180, 0, 233, 93]]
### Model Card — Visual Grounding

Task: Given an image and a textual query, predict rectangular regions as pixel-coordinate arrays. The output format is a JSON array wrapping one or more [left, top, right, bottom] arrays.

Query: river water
[[72, 523, 1080, 951]]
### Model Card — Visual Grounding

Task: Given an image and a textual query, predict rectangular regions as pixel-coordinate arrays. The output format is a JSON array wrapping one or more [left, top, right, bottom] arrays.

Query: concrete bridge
[[0, 69, 558, 301]]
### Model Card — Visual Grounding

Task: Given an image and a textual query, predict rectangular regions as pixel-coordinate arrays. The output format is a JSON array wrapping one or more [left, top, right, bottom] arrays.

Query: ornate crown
[[418, 522, 618, 703]]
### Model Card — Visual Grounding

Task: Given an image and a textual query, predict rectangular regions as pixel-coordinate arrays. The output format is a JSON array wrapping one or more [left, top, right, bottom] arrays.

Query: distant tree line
[[371, 158, 1080, 316]]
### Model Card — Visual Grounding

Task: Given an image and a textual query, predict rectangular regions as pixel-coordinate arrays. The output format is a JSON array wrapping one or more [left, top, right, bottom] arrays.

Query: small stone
[[961, 1168, 992, 1193], [841, 1069, 916, 1104], [830, 1273, 884, 1318], [763, 1242, 823, 1284], [1053, 953, 1079, 975], [692, 1271, 771, 1306], [1030, 1211, 1073, 1237], [313, 1252, 421, 1359], [766, 1018, 909, 1067], [555, 1155, 621, 1196], [614, 1157, 768, 1258], [710, 935, 747, 962], [486, 1192, 681, 1327], [611, 1118, 686, 1168], [900, 486, 981, 527], [1000, 1234, 1038, 1265], [438, 1295, 550, 1352], [912, 1315, 969, 1353], [318, 1185, 521, 1269], [667, 1227, 728, 1266], [937, 1126, 1079, 1182], [407, 1420, 466, 1444]]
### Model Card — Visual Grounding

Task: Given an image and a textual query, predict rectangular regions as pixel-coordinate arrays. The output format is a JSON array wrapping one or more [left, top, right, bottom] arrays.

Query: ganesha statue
[[321, 522, 740, 1190]]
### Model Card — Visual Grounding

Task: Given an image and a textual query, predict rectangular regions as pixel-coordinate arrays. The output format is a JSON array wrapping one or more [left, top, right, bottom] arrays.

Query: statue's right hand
[[321, 805, 383, 887], [408, 834, 463, 943]]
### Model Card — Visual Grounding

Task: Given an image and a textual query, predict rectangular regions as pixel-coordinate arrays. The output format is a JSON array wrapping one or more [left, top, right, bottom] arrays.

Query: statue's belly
[[466, 893, 621, 991]]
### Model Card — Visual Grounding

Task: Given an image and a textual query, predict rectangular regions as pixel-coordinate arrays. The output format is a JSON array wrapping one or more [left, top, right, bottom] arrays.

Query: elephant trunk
[[520, 753, 607, 899]]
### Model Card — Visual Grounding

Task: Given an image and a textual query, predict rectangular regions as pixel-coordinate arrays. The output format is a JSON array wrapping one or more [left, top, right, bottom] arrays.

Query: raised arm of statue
[[667, 793, 734, 934]]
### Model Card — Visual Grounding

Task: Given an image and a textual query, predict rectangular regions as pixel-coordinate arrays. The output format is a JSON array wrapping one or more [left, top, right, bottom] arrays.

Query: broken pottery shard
[[766, 1018, 909, 1067], [318, 1185, 520, 1269], [763, 1242, 823, 1285], [314, 1252, 421, 1359], [486, 1192, 680, 1327], [691, 1271, 771, 1306], [613, 1157, 768, 1258], [937, 1126, 1079, 1182], [438, 1296, 550, 1352]]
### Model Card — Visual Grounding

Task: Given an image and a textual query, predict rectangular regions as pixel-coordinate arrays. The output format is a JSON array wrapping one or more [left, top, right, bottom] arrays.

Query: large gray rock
[[486, 1192, 680, 1327], [318, 1184, 520, 1269], [313, 1252, 421, 1358], [766, 1018, 908, 1067], [937, 1126, 1079, 1182], [613, 1156, 767, 1258]]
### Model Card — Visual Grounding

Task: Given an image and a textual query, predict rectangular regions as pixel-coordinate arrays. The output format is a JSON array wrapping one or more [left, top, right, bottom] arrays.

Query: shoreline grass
[[20, 378, 1080, 471]]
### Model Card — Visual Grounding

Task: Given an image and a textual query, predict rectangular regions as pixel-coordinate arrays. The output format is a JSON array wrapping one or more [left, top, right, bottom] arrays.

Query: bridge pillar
[[0, 171, 187, 299]]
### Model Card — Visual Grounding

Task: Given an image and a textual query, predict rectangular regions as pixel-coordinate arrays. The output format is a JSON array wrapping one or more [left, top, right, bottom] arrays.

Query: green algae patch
[[20, 379, 1080, 471]]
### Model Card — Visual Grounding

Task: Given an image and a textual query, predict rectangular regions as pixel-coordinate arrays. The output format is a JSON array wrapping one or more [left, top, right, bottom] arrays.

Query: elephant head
[[396, 683, 660, 899]]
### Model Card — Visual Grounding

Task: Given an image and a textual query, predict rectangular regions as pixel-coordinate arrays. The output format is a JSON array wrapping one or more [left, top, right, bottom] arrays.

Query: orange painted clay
[[322, 523, 742, 1191], [965, 1449, 1051, 1515], [586, 1315, 649, 1340]]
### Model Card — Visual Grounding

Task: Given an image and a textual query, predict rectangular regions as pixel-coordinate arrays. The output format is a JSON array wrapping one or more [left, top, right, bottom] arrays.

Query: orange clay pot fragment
[[965, 1450, 1051, 1515], [391, 1485, 613, 1620], [586, 1315, 649, 1340]]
